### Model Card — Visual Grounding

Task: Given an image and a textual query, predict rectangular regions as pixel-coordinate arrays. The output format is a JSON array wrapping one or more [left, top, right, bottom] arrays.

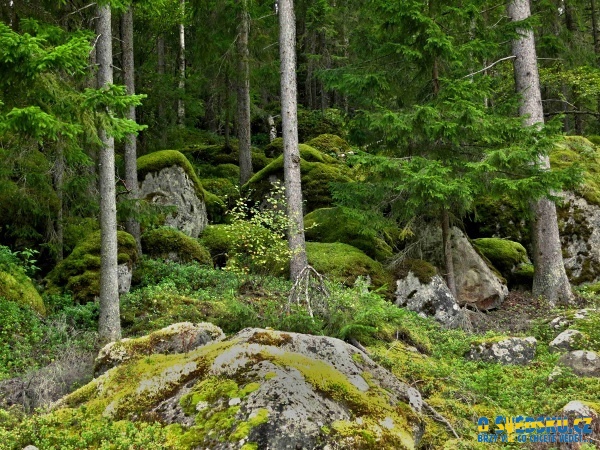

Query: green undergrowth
[[368, 309, 600, 450]]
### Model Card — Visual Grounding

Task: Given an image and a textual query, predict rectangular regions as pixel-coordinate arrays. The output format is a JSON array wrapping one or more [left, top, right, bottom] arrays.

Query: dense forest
[[2, 0, 600, 448]]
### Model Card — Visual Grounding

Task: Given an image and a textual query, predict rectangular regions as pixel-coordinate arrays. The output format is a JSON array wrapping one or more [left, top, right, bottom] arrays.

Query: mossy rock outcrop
[[306, 242, 391, 289], [181, 143, 271, 173], [304, 207, 393, 261], [0, 271, 45, 315], [472, 238, 532, 287], [141, 228, 212, 265], [46, 231, 138, 303], [307, 134, 352, 157], [199, 225, 232, 267], [54, 327, 424, 449], [245, 144, 352, 213]]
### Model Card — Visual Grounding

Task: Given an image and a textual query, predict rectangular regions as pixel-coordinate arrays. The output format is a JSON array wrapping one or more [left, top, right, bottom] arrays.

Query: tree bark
[[177, 0, 186, 127], [508, 0, 573, 306], [279, 0, 308, 281], [157, 34, 167, 145], [441, 209, 457, 298], [237, 0, 253, 185], [53, 144, 65, 263], [96, 3, 122, 342], [121, 5, 142, 255]]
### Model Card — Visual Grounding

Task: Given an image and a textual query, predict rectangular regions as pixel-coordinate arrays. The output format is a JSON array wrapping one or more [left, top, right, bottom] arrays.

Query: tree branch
[[462, 55, 516, 78]]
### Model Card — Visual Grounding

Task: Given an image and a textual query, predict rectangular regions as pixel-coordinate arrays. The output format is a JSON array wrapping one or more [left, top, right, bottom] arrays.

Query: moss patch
[[307, 134, 352, 157], [0, 271, 45, 315], [391, 259, 436, 284], [306, 242, 391, 289], [472, 238, 529, 278], [199, 225, 233, 267], [142, 228, 212, 265], [245, 144, 352, 212], [45, 230, 138, 303], [304, 207, 393, 261], [550, 135, 600, 205]]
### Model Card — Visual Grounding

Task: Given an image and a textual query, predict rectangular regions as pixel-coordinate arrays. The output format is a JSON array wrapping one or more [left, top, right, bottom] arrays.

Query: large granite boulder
[[558, 350, 600, 377], [559, 192, 600, 284], [394, 259, 461, 327], [451, 228, 508, 309], [138, 150, 208, 238], [531, 401, 600, 449], [58, 328, 425, 449], [94, 322, 225, 376], [466, 337, 537, 365]]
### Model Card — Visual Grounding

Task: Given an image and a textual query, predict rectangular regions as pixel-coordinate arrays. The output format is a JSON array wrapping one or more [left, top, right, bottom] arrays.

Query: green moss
[[550, 135, 600, 205], [264, 137, 283, 158], [391, 259, 436, 284], [472, 238, 529, 276], [203, 190, 227, 224], [45, 230, 138, 303], [142, 227, 212, 265], [245, 145, 351, 212], [199, 225, 233, 267], [307, 134, 352, 157], [230, 408, 269, 440], [304, 207, 393, 261], [137, 150, 205, 201], [306, 242, 392, 289], [512, 263, 534, 288], [0, 271, 45, 315]]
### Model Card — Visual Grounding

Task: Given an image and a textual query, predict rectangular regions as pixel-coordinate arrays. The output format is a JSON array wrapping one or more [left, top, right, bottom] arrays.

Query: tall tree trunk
[[237, 0, 253, 185], [508, 0, 573, 306], [177, 0, 186, 127], [441, 209, 457, 298], [53, 144, 65, 263], [96, 3, 122, 342], [121, 5, 141, 255], [279, 0, 308, 281], [157, 34, 167, 146]]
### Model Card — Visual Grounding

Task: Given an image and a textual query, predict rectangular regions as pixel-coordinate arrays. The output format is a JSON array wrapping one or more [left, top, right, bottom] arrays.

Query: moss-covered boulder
[[46, 231, 138, 303], [264, 137, 283, 158], [245, 145, 352, 213], [307, 134, 352, 157], [0, 271, 45, 315], [141, 228, 212, 265], [306, 242, 391, 289], [94, 322, 225, 376], [181, 144, 271, 173], [55, 328, 425, 449], [138, 150, 208, 237], [304, 207, 393, 261], [199, 225, 232, 268], [472, 238, 532, 288]]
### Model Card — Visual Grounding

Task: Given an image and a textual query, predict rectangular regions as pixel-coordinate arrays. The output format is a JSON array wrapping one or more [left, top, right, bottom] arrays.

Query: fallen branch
[[348, 337, 370, 356], [423, 401, 460, 439]]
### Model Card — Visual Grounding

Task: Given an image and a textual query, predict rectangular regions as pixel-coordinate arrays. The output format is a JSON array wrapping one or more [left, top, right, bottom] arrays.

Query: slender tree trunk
[[157, 34, 167, 145], [441, 209, 457, 298], [237, 0, 253, 185], [279, 0, 308, 281], [121, 6, 141, 255], [508, 0, 573, 306], [177, 0, 186, 127], [96, 3, 122, 342], [592, 0, 600, 57], [53, 144, 65, 263]]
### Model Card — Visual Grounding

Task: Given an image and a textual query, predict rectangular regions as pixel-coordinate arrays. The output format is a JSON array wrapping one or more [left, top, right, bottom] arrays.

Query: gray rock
[[558, 350, 600, 377], [22, 446, 39, 450], [139, 165, 207, 238], [65, 328, 425, 449], [94, 322, 225, 376], [117, 263, 132, 295], [549, 329, 585, 354], [467, 337, 537, 365], [559, 192, 600, 284], [450, 227, 509, 310], [395, 273, 461, 327]]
